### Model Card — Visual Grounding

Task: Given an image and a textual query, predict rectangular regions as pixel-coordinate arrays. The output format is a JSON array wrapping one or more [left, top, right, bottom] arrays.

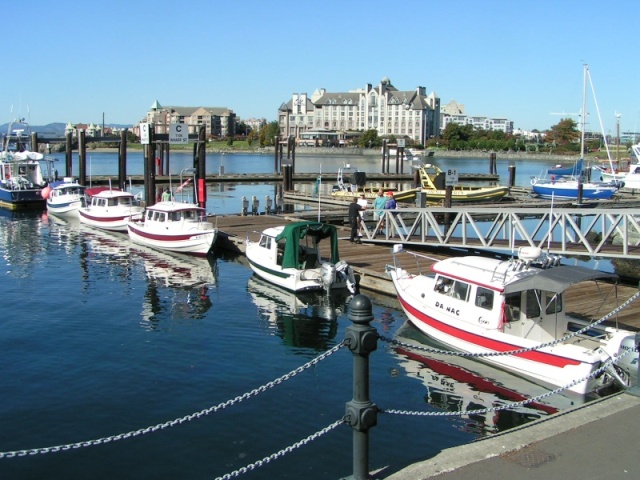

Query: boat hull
[[0, 187, 45, 210], [79, 209, 143, 232], [532, 183, 617, 200], [127, 222, 216, 256], [47, 199, 83, 216]]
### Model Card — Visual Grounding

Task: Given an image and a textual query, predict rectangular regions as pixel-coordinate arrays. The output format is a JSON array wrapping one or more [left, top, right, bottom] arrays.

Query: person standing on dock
[[373, 188, 386, 234], [384, 191, 397, 237], [357, 193, 368, 240], [349, 197, 364, 243]]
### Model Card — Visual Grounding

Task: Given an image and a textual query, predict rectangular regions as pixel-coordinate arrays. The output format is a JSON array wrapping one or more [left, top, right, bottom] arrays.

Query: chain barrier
[[214, 419, 346, 480], [380, 289, 640, 359], [380, 347, 633, 418], [0, 341, 347, 460]]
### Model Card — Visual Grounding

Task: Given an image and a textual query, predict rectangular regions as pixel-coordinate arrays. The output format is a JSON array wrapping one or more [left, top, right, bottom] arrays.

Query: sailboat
[[531, 65, 621, 200]]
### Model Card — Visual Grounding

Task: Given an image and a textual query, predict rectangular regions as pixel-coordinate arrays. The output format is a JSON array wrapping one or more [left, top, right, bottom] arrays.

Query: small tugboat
[[127, 202, 217, 256], [79, 187, 144, 232], [43, 178, 86, 216], [386, 244, 638, 395]]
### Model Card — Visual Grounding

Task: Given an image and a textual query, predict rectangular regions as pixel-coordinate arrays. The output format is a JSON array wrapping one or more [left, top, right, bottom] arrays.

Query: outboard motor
[[335, 260, 357, 294], [321, 263, 336, 290], [616, 335, 639, 388]]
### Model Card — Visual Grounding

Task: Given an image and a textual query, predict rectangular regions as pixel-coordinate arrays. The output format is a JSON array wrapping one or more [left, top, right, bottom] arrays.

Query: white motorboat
[[43, 177, 86, 216], [245, 221, 356, 294], [386, 245, 639, 395], [127, 202, 217, 256], [79, 187, 144, 232], [594, 144, 640, 190]]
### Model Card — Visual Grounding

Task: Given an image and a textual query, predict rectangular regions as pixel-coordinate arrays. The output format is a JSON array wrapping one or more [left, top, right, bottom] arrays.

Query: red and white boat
[[386, 245, 639, 395], [79, 187, 144, 232], [127, 201, 217, 256]]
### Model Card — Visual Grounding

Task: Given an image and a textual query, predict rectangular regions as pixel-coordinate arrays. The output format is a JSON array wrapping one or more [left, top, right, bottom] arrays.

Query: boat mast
[[580, 64, 587, 160], [585, 64, 614, 170]]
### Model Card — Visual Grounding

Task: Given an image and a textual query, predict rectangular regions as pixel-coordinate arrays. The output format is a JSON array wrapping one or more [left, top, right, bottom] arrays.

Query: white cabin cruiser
[[386, 245, 639, 395]]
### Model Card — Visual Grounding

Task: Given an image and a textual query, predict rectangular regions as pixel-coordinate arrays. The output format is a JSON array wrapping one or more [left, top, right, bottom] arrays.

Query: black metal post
[[508, 164, 516, 188], [78, 130, 86, 186], [65, 132, 73, 177], [345, 295, 378, 480], [118, 129, 127, 191], [197, 126, 207, 209]]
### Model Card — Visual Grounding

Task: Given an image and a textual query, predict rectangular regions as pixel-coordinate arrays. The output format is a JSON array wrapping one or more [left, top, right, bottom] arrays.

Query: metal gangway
[[363, 206, 640, 259]]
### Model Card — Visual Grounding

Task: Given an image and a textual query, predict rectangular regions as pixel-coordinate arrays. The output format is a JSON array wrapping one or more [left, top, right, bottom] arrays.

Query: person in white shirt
[[357, 193, 368, 239]]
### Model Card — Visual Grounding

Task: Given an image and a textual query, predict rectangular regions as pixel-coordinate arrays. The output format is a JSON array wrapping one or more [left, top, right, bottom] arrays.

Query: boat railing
[[391, 245, 439, 277]]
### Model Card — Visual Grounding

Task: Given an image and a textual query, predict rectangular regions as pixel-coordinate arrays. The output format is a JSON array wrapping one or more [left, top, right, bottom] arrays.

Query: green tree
[[359, 129, 380, 148], [546, 118, 580, 146], [259, 121, 280, 147]]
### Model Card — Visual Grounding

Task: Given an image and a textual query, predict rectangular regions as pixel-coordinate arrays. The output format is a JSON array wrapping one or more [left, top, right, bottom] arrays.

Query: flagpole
[[317, 164, 321, 222]]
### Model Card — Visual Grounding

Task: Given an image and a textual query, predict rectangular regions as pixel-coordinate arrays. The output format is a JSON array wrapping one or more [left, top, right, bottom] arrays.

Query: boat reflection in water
[[247, 275, 352, 349], [78, 224, 218, 325], [393, 322, 586, 436]]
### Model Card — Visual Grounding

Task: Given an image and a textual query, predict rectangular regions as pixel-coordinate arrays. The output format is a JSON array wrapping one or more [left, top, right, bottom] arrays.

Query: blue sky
[[3, 0, 638, 135]]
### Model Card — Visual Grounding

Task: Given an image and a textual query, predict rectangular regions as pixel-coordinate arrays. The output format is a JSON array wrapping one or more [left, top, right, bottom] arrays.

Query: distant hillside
[[0, 123, 133, 137]]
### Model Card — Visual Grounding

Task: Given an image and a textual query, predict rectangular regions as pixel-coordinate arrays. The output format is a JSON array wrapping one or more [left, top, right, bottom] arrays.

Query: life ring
[[530, 177, 537, 185]]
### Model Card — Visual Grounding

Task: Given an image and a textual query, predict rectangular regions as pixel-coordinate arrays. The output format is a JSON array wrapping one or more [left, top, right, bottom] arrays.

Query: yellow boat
[[416, 164, 509, 205], [330, 164, 419, 201]]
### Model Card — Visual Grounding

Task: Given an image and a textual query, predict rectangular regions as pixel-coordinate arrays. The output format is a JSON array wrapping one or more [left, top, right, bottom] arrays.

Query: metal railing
[[362, 206, 640, 259]]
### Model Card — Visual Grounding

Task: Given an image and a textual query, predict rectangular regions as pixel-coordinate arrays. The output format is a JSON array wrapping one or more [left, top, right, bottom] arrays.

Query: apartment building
[[440, 99, 514, 133], [277, 77, 440, 145], [143, 100, 236, 138]]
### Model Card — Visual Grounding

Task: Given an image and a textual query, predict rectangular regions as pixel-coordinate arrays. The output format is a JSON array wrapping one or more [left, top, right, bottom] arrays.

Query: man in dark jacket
[[348, 197, 364, 243]]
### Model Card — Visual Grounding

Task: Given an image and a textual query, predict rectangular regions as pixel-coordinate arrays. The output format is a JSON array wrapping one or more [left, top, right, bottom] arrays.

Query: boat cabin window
[[146, 210, 153, 221], [475, 287, 494, 310], [544, 291, 563, 315], [259, 235, 271, 249], [108, 198, 117, 206], [183, 210, 196, 220], [504, 292, 521, 322], [119, 197, 132, 206], [434, 276, 469, 301], [525, 290, 541, 318], [276, 240, 285, 266]]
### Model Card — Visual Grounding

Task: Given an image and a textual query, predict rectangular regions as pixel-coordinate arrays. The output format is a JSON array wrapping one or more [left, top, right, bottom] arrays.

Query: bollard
[[251, 195, 259, 215], [265, 195, 272, 215], [344, 295, 378, 480], [241, 196, 248, 216]]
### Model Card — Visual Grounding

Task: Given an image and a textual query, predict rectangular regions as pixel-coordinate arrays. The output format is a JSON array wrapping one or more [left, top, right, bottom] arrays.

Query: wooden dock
[[213, 213, 640, 331]]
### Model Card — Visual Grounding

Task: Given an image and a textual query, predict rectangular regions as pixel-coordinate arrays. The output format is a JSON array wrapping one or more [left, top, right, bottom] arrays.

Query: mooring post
[[345, 295, 378, 480], [508, 163, 516, 188], [65, 132, 73, 177], [78, 129, 86, 186], [118, 129, 127, 191]]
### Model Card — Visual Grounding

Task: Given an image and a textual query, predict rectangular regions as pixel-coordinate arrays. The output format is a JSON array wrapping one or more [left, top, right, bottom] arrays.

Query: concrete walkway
[[384, 391, 640, 480]]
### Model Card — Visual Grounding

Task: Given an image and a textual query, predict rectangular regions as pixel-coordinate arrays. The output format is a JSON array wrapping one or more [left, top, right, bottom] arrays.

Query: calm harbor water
[[0, 153, 593, 479]]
